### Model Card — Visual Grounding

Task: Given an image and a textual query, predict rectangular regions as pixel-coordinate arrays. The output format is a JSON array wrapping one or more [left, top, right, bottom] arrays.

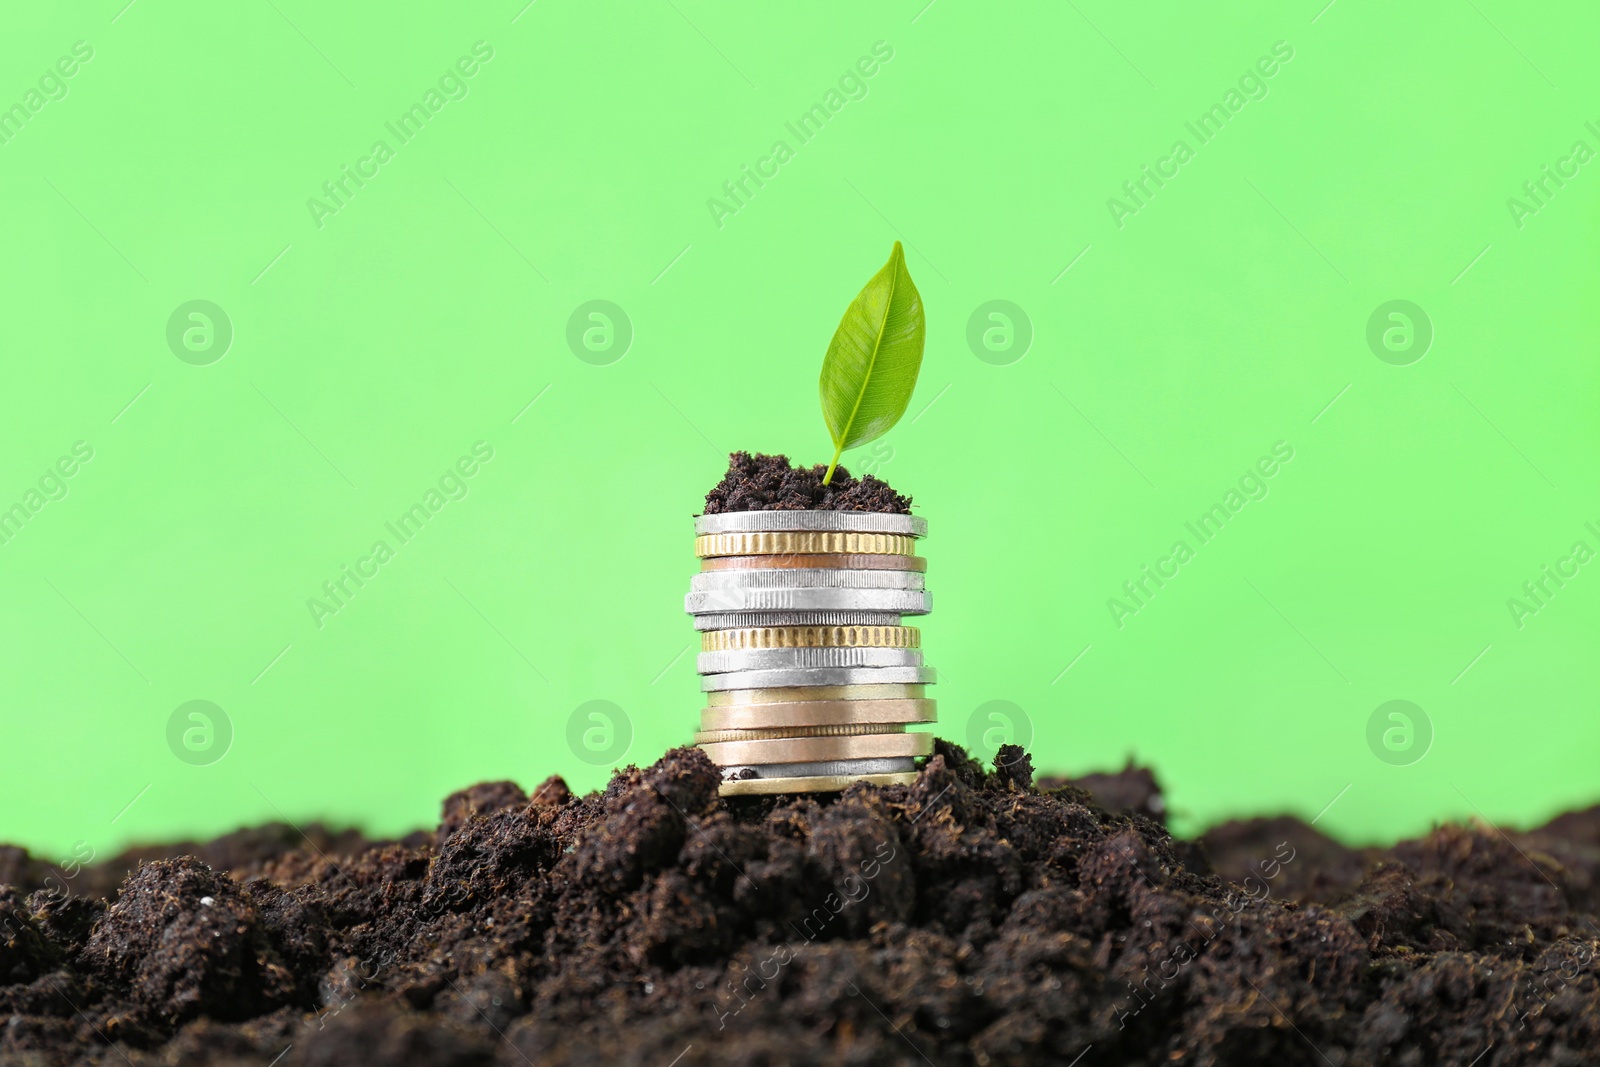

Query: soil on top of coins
[[702, 451, 914, 514], [4, 744, 1599, 1066]]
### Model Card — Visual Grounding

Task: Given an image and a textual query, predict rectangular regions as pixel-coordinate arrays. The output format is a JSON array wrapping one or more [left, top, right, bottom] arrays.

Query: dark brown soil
[[702, 452, 913, 514], [4, 744, 1599, 1066]]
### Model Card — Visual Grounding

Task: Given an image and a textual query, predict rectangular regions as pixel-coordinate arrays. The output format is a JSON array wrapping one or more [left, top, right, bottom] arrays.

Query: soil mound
[[702, 451, 913, 514], [2, 744, 1598, 1065]]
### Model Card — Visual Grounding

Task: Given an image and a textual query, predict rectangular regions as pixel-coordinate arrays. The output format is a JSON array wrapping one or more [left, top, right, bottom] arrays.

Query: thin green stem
[[822, 444, 843, 485]]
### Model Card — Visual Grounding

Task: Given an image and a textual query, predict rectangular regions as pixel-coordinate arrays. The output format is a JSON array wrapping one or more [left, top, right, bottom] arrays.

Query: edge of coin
[[701, 665, 937, 692], [684, 588, 932, 615], [695, 511, 927, 538], [698, 732, 935, 765], [694, 531, 919, 559], [707, 684, 926, 706], [697, 647, 925, 674], [689, 568, 927, 592], [694, 611, 904, 631], [701, 554, 928, 573], [700, 625, 921, 652], [719, 771, 919, 796], [694, 722, 908, 743], [699, 698, 937, 730]]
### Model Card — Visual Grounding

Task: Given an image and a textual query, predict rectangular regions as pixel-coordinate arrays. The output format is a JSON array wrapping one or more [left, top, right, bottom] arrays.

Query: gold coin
[[720, 771, 918, 796], [706, 684, 926, 706], [698, 731, 934, 766], [700, 553, 927, 572], [700, 625, 920, 653], [699, 698, 937, 731], [694, 531, 918, 558], [694, 722, 907, 743]]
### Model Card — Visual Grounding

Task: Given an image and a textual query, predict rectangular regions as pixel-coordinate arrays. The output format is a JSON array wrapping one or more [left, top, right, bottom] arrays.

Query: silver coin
[[697, 646, 925, 674], [702, 665, 937, 692], [693, 611, 902, 632], [695, 511, 926, 538], [686, 588, 931, 615], [690, 568, 925, 593], [722, 757, 917, 779]]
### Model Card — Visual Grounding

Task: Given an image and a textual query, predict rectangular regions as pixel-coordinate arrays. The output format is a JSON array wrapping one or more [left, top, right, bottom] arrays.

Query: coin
[[702, 666, 936, 692], [720, 771, 919, 796], [695, 511, 926, 538], [695, 531, 918, 558], [690, 568, 925, 593], [701, 553, 927, 573], [724, 756, 918, 778], [698, 646, 924, 674], [700, 625, 919, 652], [693, 611, 903, 632], [684, 588, 931, 614], [694, 722, 909, 743], [699, 732, 933, 765], [706, 684, 927, 706], [699, 698, 936, 730]]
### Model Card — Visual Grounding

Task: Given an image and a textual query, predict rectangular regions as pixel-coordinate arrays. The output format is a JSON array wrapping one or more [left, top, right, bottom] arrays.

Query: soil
[[3, 744, 1599, 1066], [702, 452, 914, 514]]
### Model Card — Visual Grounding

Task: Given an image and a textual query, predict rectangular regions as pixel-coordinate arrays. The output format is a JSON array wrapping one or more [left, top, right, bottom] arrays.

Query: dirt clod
[[2, 747, 1599, 1065]]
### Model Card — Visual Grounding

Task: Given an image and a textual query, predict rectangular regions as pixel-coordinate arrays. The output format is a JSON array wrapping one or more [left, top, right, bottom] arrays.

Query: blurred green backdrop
[[1, 0, 1595, 862]]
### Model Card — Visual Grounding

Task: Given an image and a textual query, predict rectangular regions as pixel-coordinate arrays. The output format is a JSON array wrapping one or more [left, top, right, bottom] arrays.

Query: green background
[[1, 0, 1595, 862]]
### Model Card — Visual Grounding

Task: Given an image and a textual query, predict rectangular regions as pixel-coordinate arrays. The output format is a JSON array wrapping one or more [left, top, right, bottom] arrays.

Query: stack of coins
[[686, 511, 936, 796]]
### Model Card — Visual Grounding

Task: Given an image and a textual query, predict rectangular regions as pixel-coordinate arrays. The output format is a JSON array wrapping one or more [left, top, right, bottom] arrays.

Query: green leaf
[[819, 241, 926, 485]]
